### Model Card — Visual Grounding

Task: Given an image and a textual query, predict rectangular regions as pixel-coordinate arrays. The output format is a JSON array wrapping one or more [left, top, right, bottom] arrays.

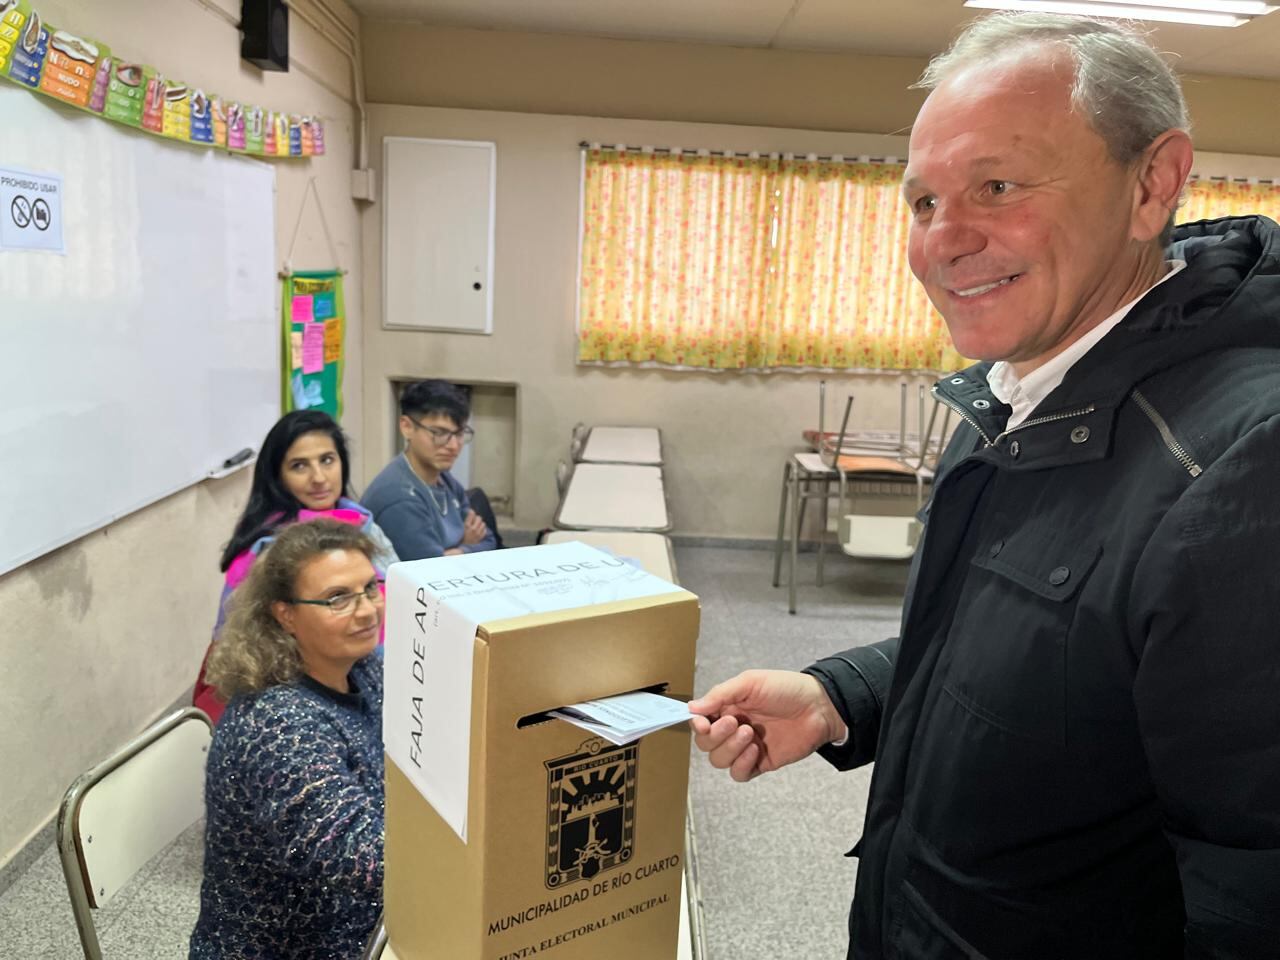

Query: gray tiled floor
[[679, 545, 908, 960], [0, 819, 203, 959], [0, 544, 903, 960]]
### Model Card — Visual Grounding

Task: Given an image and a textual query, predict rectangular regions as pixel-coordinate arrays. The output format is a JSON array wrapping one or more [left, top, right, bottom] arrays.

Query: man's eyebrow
[[902, 172, 930, 196], [902, 154, 1016, 193]]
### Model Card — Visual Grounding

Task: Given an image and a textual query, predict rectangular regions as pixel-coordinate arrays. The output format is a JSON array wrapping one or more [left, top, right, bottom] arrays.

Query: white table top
[[542, 531, 677, 583], [579, 426, 663, 465], [555, 463, 670, 532]]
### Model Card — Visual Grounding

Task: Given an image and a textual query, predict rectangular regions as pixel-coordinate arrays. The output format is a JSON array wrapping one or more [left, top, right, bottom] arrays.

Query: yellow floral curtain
[[1179, 177, 1280, 224], [577, 150, 1280, 373], [577, 149, 963, 372]]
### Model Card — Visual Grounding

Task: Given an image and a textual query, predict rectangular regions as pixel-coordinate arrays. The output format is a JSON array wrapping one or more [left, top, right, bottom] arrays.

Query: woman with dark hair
[[193, 410, 397, 722], [189, 519, 384, 960]]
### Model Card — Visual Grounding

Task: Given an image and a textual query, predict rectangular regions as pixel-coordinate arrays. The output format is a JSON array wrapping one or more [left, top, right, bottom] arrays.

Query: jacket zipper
[[931, 385, 994, 447], [1131, 389, 1203, 478], [994, 403, 1096, 444], [931, 386, 1095, 447]]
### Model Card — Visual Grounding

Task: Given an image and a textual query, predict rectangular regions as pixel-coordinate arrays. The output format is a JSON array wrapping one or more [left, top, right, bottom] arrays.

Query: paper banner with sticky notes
[[281, 270, 344, 419]]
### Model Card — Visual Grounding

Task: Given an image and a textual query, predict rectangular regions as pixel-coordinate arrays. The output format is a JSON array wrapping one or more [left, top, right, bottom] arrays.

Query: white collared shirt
[[987, 261, 1187, 430]]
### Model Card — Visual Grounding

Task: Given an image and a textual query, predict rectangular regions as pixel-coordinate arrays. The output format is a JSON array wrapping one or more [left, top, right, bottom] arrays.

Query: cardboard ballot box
[[384, 542, 700, 960]]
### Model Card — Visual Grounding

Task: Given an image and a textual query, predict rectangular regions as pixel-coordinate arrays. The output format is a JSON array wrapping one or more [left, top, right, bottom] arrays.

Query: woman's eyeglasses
[[289, 579, 385, 615]]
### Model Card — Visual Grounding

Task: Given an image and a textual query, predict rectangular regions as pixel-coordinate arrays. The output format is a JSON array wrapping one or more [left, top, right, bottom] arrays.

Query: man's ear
[[1131, 129, 1194, 245], [271, 599, 295, 635], [398, 414, 414, 445]]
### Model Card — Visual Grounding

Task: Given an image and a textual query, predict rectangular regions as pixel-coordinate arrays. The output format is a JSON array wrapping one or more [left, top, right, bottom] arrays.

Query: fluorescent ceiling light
[[1106, 0, 1274, 12], [963, 0, 1275, 26]]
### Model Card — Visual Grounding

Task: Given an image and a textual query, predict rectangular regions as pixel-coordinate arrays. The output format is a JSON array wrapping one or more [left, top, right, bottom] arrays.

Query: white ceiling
[[348, 0, 1280, 81]]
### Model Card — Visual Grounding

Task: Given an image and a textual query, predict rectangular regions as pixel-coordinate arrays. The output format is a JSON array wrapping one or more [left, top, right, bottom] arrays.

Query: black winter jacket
[[806, 217, 1280, 960]]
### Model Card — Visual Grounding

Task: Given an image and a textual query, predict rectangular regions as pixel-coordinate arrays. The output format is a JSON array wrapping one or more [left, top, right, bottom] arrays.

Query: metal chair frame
[[57, 706, 212, 960], [770, 451, 839, 614], [359, 915, 389, 960], [824, 390, 954, 514], [772, 389, 955, 613]]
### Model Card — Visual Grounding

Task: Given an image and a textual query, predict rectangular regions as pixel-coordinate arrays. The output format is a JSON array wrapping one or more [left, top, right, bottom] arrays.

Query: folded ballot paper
[[551, 690, 693, 745]]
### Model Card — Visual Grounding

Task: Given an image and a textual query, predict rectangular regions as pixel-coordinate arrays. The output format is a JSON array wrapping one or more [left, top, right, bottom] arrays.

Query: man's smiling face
[[904, 53, 1152, 375]]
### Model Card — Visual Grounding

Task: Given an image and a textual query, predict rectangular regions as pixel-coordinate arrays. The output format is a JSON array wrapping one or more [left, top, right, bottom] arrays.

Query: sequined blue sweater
[[189, 656, 384, 960]]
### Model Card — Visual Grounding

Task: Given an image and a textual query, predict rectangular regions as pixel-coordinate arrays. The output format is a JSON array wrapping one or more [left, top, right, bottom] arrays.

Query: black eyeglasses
[[407, 417, 475, 446], [289, 579, 385, 615]]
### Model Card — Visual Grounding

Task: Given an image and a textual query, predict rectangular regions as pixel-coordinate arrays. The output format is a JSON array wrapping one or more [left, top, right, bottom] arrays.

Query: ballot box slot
[[516, 682, 672, 729]]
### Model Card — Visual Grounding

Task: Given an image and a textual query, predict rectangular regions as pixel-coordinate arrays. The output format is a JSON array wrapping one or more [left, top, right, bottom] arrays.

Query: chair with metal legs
[[57, 707, 213, 960], [827, 390, 953, 513], [773, 391, 898, 614], [827, 391, 953, 559], [771, 451, 839, 615], [772, 386, 956, 613]]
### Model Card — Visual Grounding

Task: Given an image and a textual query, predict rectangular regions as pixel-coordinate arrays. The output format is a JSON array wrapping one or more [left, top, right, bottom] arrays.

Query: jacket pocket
[[893, 881, 995, 960], [940, 537, 1101, 747]]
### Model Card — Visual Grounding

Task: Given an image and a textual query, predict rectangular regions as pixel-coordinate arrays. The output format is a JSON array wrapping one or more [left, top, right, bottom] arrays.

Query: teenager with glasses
[[190, 520, 384, 960], [362, 379, 500, 560], [193, 410, 399, 723]]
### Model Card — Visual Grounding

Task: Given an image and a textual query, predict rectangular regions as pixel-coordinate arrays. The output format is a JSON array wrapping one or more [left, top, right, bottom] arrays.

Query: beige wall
[[362, 21, 1280, 158], [0, 0, 365, 867], [360, 103, 935, 539]]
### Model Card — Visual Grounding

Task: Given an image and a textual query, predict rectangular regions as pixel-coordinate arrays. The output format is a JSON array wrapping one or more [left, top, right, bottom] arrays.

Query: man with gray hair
[[691, 12, 1279, 958]]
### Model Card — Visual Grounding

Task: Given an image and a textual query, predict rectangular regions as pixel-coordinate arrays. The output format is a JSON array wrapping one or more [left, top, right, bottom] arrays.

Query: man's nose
[[925, 200, 987, 265]]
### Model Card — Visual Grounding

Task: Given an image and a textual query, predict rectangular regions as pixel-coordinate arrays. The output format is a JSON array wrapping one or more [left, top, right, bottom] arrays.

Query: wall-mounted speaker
[[241, 0, 289, 72]]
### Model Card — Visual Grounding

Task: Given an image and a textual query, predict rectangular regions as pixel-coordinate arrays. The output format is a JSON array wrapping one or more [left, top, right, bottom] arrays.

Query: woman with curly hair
[[189, 519, 384, 960]]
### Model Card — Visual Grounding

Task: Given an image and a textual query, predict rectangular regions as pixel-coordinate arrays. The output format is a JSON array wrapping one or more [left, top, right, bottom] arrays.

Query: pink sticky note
[[302, 322, 325, 374], [292, 295, 314, 323]]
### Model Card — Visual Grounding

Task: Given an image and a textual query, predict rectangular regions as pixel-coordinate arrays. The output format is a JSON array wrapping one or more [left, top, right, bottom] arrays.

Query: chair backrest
[[820, 395, 856, 469], [58, 706, 212, 959], [555, 459, 571, 497]]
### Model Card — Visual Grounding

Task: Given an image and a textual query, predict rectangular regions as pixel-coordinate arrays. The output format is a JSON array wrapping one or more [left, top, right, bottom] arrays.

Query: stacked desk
[[577, 426, 664, 466], [554, 463, 670, 532], [542, 529, 678, 583]]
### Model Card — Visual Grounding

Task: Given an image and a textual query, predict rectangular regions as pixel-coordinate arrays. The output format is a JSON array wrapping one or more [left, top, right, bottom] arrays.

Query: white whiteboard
[[0, 85, 278, 576], [382, 137, 494, 333]]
